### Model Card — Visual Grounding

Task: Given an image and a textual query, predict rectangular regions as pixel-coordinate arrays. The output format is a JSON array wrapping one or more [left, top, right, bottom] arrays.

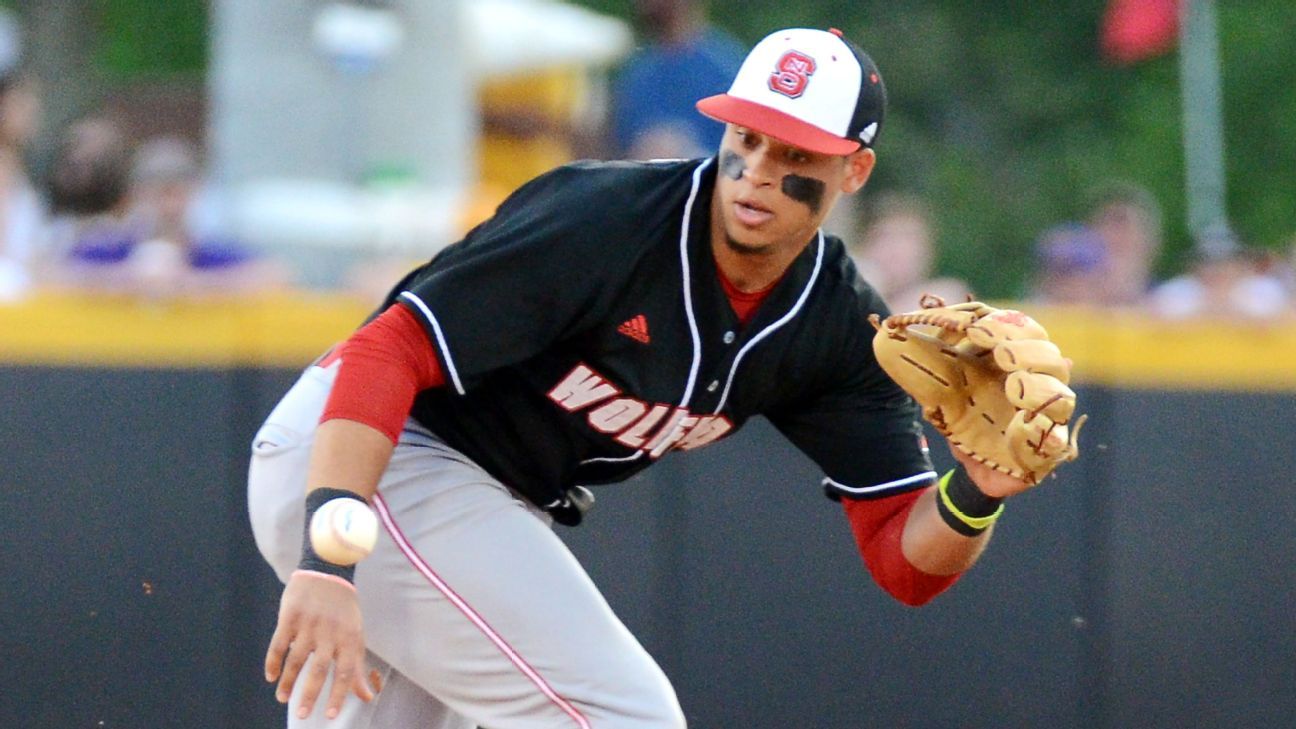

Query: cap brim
[[696, 94, 862, 156]]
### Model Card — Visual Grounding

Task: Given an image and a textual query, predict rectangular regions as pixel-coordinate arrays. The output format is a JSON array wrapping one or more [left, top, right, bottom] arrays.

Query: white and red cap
[[696, 28, 886, 155]]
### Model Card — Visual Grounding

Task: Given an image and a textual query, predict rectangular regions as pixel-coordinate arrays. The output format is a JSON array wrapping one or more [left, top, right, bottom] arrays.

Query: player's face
[[712, 125, 875, 255]]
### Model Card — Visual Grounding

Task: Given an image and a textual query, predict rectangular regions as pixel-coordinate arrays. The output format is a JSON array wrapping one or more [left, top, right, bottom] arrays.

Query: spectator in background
[[0, 11, 46, 301], [45, 114, 134, 261], [48, 123, 288, 298], [1149, 225, 1291, 321], [609, 0, 744, 159], [847, 192, 969, 311], [1086, 181, 1162, 306], [122, 136, 290, 296], [1027, 223, 1111, 307]]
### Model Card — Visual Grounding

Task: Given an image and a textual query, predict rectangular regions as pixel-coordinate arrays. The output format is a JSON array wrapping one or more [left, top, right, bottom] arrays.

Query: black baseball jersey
[[381, 157, 935, 518]]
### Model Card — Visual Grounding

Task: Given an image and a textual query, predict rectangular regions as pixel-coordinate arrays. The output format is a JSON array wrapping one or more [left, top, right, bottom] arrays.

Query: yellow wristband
[[937, 469, 1005, 531]]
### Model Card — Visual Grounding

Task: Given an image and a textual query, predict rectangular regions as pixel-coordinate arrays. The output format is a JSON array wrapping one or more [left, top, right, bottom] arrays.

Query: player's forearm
[[900, 487, 992, 575], [303, 303, 444, 502], [305, 419, 396, 500]]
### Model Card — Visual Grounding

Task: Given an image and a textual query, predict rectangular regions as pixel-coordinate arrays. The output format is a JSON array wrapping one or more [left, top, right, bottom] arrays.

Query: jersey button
[[723, 331, 736, 344], [706, 380, 719, 393]]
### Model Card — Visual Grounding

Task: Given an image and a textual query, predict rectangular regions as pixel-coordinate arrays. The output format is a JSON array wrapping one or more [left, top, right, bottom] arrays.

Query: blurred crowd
[[1025, 182, 1294, 321], [0, 8, 290, 303], [848, 176, 1296, 321], [0, 1, 1292, 323]]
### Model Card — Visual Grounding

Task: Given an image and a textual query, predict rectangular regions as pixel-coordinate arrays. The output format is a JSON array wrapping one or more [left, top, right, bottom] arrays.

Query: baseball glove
[[870, 296, 1085, 485]]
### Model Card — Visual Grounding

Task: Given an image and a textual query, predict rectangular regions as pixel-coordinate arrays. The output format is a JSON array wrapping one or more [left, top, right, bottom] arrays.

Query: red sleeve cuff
[[842, 489, 960, 606], [320, 304, 445, 444]]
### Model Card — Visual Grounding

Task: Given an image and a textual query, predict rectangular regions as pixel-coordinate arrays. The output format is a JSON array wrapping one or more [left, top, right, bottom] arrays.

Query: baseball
[[309, 497, 379, 566]]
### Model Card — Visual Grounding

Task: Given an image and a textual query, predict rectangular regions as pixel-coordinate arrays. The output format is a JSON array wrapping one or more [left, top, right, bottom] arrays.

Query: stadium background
[[2, 2, 1294, 727]]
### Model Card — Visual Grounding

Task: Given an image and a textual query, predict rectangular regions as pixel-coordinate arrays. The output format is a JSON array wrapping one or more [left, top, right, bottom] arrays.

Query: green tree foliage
[[578, 0, 1296, 297], [92, 0, 207, 78], [76, 0, 1294, 296]]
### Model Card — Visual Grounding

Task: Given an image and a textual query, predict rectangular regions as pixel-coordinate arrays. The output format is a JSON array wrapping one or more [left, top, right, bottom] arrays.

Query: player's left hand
[[871, 298, 1086, 486], [264, 571, 383, 720], [950, 444, 1031, 499]]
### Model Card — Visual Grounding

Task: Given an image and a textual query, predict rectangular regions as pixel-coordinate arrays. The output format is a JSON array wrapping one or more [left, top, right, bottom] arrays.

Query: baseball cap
[[696, 27, 886, 155]]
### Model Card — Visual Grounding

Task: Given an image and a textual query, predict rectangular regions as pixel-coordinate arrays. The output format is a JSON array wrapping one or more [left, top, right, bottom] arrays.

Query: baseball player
[[250, 27, 1061, 728]]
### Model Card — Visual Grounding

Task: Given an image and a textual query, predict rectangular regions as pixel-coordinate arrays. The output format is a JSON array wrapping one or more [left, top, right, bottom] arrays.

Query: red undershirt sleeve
[[841, 489, 961, 606], [319, 304, 446, 444]]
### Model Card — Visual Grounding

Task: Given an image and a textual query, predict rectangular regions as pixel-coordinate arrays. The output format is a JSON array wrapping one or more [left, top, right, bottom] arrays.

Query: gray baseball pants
[[248, 362, 685, 728]]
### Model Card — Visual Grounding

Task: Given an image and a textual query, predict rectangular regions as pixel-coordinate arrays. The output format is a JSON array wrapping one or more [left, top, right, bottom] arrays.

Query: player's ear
[[841, 147, 876, 194]]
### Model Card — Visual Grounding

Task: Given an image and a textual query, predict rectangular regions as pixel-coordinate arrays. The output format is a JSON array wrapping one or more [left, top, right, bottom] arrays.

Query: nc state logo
[[769, 50, 817, 98]]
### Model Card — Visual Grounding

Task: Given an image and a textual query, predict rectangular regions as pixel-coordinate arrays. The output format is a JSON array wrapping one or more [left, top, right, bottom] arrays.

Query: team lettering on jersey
[[547, 364, 734, 458]]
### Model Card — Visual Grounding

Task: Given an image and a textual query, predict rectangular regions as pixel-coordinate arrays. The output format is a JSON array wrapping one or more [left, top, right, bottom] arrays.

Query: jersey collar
[[680, 156, 826, 412]]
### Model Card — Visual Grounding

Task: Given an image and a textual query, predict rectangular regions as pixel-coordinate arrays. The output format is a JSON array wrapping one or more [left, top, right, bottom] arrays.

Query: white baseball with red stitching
[[309, 497, 378, 566]]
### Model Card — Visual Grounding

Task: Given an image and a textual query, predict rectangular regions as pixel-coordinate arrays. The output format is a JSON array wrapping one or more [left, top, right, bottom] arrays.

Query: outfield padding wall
[[3, 295, 1292, 728]]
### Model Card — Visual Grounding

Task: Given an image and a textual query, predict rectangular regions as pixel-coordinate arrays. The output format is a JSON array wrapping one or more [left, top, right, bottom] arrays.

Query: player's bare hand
[[950, 445, 1031, 499], [264, 572, 382, 720]]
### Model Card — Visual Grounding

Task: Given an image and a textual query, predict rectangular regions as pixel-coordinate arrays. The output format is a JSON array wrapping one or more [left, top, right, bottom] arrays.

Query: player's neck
[[709, 205, 812, 292], [709, 233, 804, 293]]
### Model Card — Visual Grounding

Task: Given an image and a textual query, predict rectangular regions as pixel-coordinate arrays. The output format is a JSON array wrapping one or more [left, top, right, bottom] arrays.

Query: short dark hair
[[1085, 181, 1161, 228], [862, 191, 931, 228], [48, 116, 134, 216]]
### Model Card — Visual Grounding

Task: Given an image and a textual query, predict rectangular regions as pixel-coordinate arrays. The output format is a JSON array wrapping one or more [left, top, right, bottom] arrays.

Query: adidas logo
[[617, 314, 651, 344]]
